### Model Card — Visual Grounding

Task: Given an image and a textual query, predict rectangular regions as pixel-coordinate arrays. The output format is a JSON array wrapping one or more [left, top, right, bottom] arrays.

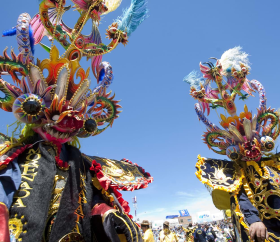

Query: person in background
[[193, 224, 206, 242], [205, 224, 216, 242], [159, 221, 178, 242], [141, 220, 155, 242]]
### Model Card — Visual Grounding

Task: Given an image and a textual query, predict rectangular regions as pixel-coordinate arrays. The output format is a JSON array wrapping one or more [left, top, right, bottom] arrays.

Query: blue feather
[[117, 0, 148, 36], [183, 71, 205, 89], [2, 27, 16, 37], [29, 25, 35, 55]]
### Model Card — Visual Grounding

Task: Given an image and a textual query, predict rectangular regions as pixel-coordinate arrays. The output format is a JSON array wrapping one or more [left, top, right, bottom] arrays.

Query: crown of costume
[[185, 47, 280, 162], [0, 0, 148, 141]]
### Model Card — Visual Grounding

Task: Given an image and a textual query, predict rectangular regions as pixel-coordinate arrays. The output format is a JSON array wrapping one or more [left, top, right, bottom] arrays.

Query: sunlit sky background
[[1, 0, 280, 222]]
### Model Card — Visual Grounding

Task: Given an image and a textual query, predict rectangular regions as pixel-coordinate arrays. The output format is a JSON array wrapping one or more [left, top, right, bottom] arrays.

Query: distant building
[[178, 216, 192, 226]]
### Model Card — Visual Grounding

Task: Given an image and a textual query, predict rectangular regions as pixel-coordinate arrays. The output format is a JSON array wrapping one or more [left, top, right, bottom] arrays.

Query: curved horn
[[195, 103, 220, 131], [250, 80, 266, 111], [203, 62, 213, 69]]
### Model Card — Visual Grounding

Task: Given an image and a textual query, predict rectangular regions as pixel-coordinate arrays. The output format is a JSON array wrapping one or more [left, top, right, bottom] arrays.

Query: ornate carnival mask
[[184, 47, 280, 162], [0, 0, 148, 143]]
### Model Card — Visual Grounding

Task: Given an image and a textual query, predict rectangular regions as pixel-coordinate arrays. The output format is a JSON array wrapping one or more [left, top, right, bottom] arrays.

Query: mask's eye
[[261, 136, 275, 151], [13, 94, 45, 123], [84, 118, 97, 133], [226, 145, 241, 161], [68, 49, 81, 61], [77, 115, 98, 138], [52, 115, 60, 121]]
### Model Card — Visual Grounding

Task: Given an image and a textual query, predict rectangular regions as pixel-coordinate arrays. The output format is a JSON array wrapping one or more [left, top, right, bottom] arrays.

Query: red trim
[[121, 158, 153, 189], [90, 159, 153, 218], [53, 143, 69, 169], [0, 144, 31, 169], [91, 203, 114, 216]]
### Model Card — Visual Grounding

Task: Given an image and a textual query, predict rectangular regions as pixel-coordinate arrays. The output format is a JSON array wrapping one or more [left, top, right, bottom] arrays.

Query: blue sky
[[1, 0, 280, 222]]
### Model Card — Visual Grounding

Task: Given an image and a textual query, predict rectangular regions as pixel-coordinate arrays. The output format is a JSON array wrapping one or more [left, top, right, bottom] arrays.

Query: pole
[[132, 196, 137, 221]]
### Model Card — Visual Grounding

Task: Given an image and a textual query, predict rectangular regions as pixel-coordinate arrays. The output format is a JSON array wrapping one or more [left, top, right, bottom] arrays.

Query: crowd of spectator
[[141, 219, 235, 242]]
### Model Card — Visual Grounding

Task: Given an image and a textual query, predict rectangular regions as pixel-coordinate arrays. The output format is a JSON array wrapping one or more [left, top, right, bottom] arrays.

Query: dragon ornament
[[0, 0, 152, 242], [185, 47, 280, 241]]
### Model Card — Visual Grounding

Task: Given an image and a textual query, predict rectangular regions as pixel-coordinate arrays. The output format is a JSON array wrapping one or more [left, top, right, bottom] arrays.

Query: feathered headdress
[[0, 0, 148, 141], [185, 47, 280, 162]]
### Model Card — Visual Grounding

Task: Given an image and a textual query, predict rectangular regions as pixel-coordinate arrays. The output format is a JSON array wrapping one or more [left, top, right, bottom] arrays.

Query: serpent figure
[[203, 131, 230, 155], [0, 48, 29, 84], [37, 0, 128, 58], [0, 79, 22, 112], [257, 108, 280, 139]]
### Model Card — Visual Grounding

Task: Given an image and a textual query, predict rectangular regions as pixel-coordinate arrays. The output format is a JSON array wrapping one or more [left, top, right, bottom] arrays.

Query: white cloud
[[137, 190, 222, 222], [176, 191, 194, 197], [137, 208, 167, 220]]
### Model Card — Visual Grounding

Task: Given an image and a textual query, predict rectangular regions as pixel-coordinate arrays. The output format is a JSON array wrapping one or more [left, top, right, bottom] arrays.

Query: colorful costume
[[185, 47, 280, 241], [0, 0, 152, 241], [159, 230, 178, 242], [182, 226, 196, 242]]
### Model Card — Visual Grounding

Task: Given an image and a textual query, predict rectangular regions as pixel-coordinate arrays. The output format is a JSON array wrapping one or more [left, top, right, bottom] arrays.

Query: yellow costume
[[143, 228, 155, 242], [159, 230, 178, 242], [183, 227, 196, 242]]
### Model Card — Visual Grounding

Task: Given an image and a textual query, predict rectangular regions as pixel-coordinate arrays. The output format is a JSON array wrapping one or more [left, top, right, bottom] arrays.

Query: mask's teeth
[[54, 131, 60, 138], [49, 128, 55, 137]]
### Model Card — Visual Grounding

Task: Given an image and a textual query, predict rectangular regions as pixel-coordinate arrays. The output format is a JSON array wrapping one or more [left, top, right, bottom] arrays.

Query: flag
[[179, 209, 190, 217], [166, 215, 179, 219]]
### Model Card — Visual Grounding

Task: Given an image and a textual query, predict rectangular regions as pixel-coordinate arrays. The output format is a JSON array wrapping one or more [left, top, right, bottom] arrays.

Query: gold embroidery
[[231, 195, 250, 240], [9, 214, 24, 240], [102, 209, 117, 223], [246, 160, 263, 176], [242, 162, 280, 224], [92, 176, 102, 190], [58, 232, 85, 242], [92, 176, 115, 203], [113, 212, 133, 242], [125, 213, 138, 242], [13, 148, 40, 208], [48, 175, 66, 217], [44, 175, 66, 242], [242, 176, 255, 206], [268, 232, 280, 241], [195, 155, 244, 192], [73, 171, 87, 233], [83, 154, 144, 185]]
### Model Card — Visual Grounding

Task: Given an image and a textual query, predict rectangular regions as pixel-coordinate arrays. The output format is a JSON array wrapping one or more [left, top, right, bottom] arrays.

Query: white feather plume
[[220, 46, 250, 77]]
